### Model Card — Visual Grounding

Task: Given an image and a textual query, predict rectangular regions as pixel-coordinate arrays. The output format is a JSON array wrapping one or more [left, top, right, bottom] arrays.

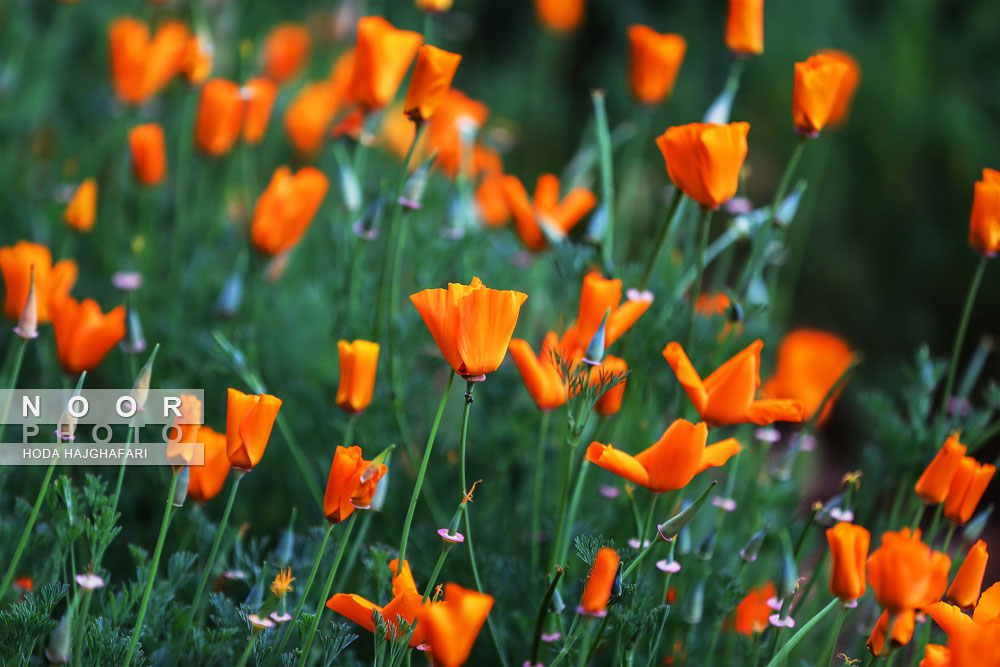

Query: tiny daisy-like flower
[[270, 568, 295, 599], [74, 573, 105, 590]]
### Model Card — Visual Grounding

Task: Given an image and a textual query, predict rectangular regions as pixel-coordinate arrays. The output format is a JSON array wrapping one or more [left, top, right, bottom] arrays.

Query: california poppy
[[404, 45, 462, 123], [732, 582, 774, 635], [64, 179, 97, 232], [242, 78, 278, 144], [656, 122, 749, 210], [944, 456, 995, 524], [915, 433, 967, 505], [166, 393, 202, 465], [225, 388, 282, 471], [560, 272, 652, 357], [534, 0, 585, 33], [928, 595, 1000, 667], [969, 168, 1000, 257], [792, 54, 852, 135], [663, 340, 803, 426], [579, 547, 619, 615], [328, 558, 429, 646], [509, 332, 567, 411], [349, 16, 423, 111], [128, 123, 167, 185], [323, 445, 388, 523], [195, 78, 244, 156], [108, 18, 188, 104], [426, 90, 490, 178], [182, 33, 212, 85], [250, 166, 329, 256], [423, 583, 495, 667], [814, 49, 860, 128], [587, 419, 740, 493], [591, 355, 628, 416], [50, 296, 126, 374], [417, 0, 453, 11], [761, 328, 853, 426], [410, 277, 527, 379], [262, 23, 310, 85], [627, 25, 686, 106], [921, 644, 951, 667], [500, 174, 596, 251], [476, 170, 511, 227], [725, 0, 764, 56], [867, 610, 915, 656], [947, 540, 988, 609], [336, 340, 380, 414], [866, 529, 935, 612], [187, 426, 230, 503], [826, 521, 870, 602], [284, 81, 340, 156], [0, 241, 77, 322]]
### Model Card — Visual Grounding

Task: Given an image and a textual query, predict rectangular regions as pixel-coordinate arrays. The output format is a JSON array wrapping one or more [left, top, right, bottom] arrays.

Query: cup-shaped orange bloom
[[336, 340, 380, 414], [50, 296, 126, 374], [284, 80, 340, 156], [410, 277, 528, 379], [814, 49, 860, 128], [792, 54, 852, 135], [733, 582, 774, 635], [404, 45, 462, 123], [108, 18, 189, 104], [250, 166, 329, 256], [628, 25, 686, 106], [656, 122, 749, 210], [915, 433, 967, 504], [424, 584, 494, 667], [928, 598, 997, 665], [827, 522, 870, 602], [509, 333, 567, 411], [64, 179, 96, 232], [182, 34, 212, 85], [591, 355, 628, 416], [970, 168, 1000, 257], [225, 388, 282, 470], [560, 272, 652, 357], [196, 78, 244, 156], [187, 426, 230, 503], [663, 340, 803, 426], [947, 540, 988, 609], [761, 328, 853, 426], [921, 644, 951, 667], [500, 173, 596, 251], [167, 393, 202, 465], [535, 0, 585, 33], [868, 609, 915, 656], [328, 559, 429, 646], [725, 0, 764, 56], [579, 547, 619, 615], [587, 419, 740, 494], [944, 457, 995, 524], [477, 171, 511, 227], [349, 16, 423, 110], [263, 23, 310, 85], [0, 242, 76, 322], [867, 529, 935, 612], [242, 78, 278, 144], [128, 123, 167, 186], [425, 89, 490, 178], [323, 445, 388, 523]]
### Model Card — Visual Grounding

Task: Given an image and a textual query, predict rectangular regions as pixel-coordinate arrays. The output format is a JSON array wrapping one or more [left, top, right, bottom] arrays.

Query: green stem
[[821, 603, 849, 667], [638, 188, 683, 291], [273, 521, 336, 660], [0, 459, 57, 602], [421, 544, 453, 604], [297, 512, 357, 667], [0, 336, 28, 437], [558, 460, 592, 566], [530, 568, 566, 666], [530, 410, 553, 577], [592, 90, 616, 270], [110, 425, 136, 513], [682, 207, 713, 352], [937, 255, 988, 434], [764, 597, 838, 667], [123, 468, 181, 667], [942, 523, 957, 553], [927, 504, 943, 543], [235, 631, 257, 667], [343, 413, 358, 448], [911, 503, 927, 531], [397, 370, 455, 567]]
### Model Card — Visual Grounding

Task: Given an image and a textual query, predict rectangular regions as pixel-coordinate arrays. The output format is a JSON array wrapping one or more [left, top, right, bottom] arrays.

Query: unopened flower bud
[[120, 306, 147, 355], [172, 466, 190, 508], [779, 533, 798, 600], [657, 481, 717, 541], [399, 153, 437, 211], [131, 344, 159, 412], [696, 531, 717, 560], [582, 309, 610, 366], [370, 467, 389, 512], [963, 505, 993, 544], [353, 195, 385, 241], [549, 587, 565, 614], [215, 269, 245, 318], [14, 266, 38, 339], [775, 181, 806, 227], [740, 528, 766, 562], [683, 578, 704, 624], [585, 204, 609, 246], [45, 609, 73, 664]]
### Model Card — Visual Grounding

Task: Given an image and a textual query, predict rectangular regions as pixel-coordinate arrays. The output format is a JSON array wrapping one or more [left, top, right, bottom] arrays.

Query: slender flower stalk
[[682, 206, 714, 351], [821, 603, 851, 667], [763, 597, 839, 667], [0, 337, 29, 438], [530, 410, 552, 577], [639, 188, 684, 290], [592, 90, 616, 268], [272, 521, 336, 659]]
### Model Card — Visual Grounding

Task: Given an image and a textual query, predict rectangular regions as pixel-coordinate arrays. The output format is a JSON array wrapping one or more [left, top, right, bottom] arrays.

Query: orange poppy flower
[[868, 609, 915, 656], [792, 54, 852, 135], [476, 171, 511, 227], [108, 18, 189, 104], [579, 547, 619, 615], [195, 78, 244, 156], [867, 529, 936, 613], [696, 293, 731, 317], [284, 80, 340, 156], [921, 644, 951, 667], [182, 33, 213, 85], [814, 49, 860, 128], [323, 445, 388, 523], [187, 426, 230, 503], [826, 521, 870, 602], [417, 0, 453, 11], [242, 78, 278, 144], [263, 23, 310, 85], [656, 122, 749, 210], [349, 16, 423, 111], [423, 583, 495, 667], [928, 599, 993, 666], [534, 0, 585, 33], [760, 328, 853, 426], [404, 45, 462, 123], [733, 582, 774, 635], [969, 168, 1000, 257], [166, 393, 202, 465], [725, 0, 764, 56], [225, 388, 282, 471], [500, 174, 596, 251], [330, 108, 365, 140], [587, 419, 740, 493], [410, 277, 527, 379], [64, 178, 97, 232], [591, 355, 628, 416], [560, 272, 652, 357], [328, 558, 429, 646], [13, 577, 32, 593], [336, 340, 380, 414], [663, 340, 803, 426], [944, 457, 995, 524], [250, 166, 329, 256], [421, 89, 490, 178], [128, 123, 167, 185], [627, 25, 686, 106], [947, 540, 988, 609], [0, 242, 77, 322], [144, 20, 189, 92], [951, 623, 1000, 667], [50, 296, 126, 374], [509, 332, 567, 411], [915, 433, 967, 505]]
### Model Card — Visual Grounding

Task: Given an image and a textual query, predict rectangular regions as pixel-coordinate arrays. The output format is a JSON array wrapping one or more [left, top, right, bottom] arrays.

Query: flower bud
[[172, 466, 190, 508], [740, 528, 766, 562], [131, 344, 159, 413], [963, 505, 992, 544], [585, 204, 609, 246], [335, 148, 363, 214], [582, 308, 609, 366], [696, 530, 717, 560], [14, 266, 38, 339], [45, 609, 73, 664], [549, 587, 565, 614], [399, 153, 437, 211], [352, 195, 385, 241], [215, 267, 245, 318], [683, 577, 704, 624], [657, 481, 717, 541], [775, 181, 807, 227], [272, 508, 297, 568], [779, 533, 798, 601]]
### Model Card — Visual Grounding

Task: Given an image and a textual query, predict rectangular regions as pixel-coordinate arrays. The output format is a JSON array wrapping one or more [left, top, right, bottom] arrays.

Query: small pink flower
[[769, 614, 795, 628], [655, 559, 681, 573], [437, 528, 465, 543], [766, 596, 783, 611], [755, 427, 781, 443], [541, 632, 561, 643], [711, 497, 737, 512], [111, 271, 143, 291], [269, 611, 292, 623], [598, 485, 620, 499], [625, 288, 654, 304], [74, 573, 105, 590], [248, 613, 275, 629]]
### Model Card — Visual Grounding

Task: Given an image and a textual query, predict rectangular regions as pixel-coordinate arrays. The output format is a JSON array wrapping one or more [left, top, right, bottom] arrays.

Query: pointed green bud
[[582, 309, 610, 366], [963, 504, 993, 544], [172, 466, 189, 508], [657, 481, 717, 541], [740, 528, 767, 562], [696, 530, 717, 561], [131, 344, 159, 412], [45, 608, 73, 664], [399, 152, 438, 211], [779, 531, 798, 600], [683, 577, 704, 624], [272, 508, 297, 567]]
